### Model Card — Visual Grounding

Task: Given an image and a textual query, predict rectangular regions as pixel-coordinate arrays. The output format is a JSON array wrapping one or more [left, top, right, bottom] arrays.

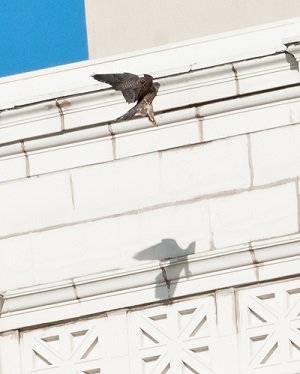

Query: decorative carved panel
[[238, 280, 300, 373], [20, 297, 217, 374], [130, 297, 217, 373], [19, 278, 300, 373], [21, 318, 106, 373]]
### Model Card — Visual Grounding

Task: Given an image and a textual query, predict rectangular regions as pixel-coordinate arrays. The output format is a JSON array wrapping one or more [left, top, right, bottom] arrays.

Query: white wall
[[84, 0, 300, 58], [1, 20, 300, 374], [0, 20, 300, 293], [0, 133, 299, 290]]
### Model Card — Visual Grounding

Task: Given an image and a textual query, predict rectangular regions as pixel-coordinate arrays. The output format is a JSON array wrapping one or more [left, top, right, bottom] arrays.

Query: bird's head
[[143, 74, 153, 80]]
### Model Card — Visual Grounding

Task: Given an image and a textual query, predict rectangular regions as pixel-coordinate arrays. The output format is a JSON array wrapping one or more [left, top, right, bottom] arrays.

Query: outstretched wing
[[92, 72, 139, 86], [91, 72, 159, 125], [91, 73, 141, 103]]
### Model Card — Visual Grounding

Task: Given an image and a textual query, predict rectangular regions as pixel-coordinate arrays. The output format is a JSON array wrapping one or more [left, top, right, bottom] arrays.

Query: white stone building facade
[[1, 19, 300, 373], [84, 0, 300, 58]]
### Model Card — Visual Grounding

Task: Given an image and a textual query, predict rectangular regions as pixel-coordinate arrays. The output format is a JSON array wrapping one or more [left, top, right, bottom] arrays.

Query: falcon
[[91, 72, 160, 126]]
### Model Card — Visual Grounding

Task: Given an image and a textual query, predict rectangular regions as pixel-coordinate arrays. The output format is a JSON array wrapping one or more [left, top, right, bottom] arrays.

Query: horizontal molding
[[1, 19, 300, 108], [1, 233, 300, 332], [0, 53, 299, 183], [0, 91, 300, 184], [1, 48, 299, 146]]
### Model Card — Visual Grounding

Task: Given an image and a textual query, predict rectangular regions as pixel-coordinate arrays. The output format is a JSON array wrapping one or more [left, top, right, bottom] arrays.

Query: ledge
[[0, 44, 300, 183], [1, 233, 300, 332], [1, 48, 299, 144]]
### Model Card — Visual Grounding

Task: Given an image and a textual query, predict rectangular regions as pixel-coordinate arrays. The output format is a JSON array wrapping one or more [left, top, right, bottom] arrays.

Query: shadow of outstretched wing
[[134, 239, 195, 261]]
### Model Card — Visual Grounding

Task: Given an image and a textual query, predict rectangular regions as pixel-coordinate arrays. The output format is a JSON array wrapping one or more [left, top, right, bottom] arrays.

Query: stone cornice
[[1, 233, 300, 332], [0, 43, 300, 183], [1, 48, 299, 143]]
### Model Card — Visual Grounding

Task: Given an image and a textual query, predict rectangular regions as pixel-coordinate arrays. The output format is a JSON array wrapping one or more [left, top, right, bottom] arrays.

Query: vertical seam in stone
[[247, 134, 254, 187], [295, 178, 300, 232], [69, 173, 75, 210], [108, 123, 116, 160], [21, 141, 30, 178], [231, 63, 240, 96], [56, 99, 65, 131], [233, 288, 240, 334], [214, 291, 218, 326], [207, 200, 216, 251], [71, 281, 80, 301], [249, 242, 260, 282], [195, 107, 204, 142], [289, 102, 296, 125], [0, 293, 4, 315]]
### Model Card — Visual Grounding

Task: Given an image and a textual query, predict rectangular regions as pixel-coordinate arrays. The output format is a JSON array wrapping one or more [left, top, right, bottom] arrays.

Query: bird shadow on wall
[[134, 239, 195, 300]]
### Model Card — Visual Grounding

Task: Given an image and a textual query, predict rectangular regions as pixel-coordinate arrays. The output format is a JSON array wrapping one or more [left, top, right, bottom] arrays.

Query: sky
[[0, 0, 88, 78]]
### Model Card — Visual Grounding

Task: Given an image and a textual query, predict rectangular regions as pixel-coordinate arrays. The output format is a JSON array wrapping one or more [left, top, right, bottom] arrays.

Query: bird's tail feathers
[[117, 107, 137, 122]]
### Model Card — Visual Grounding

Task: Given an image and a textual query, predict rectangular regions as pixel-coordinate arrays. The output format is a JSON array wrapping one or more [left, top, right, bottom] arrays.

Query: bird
[[91, 72, 160, 126]]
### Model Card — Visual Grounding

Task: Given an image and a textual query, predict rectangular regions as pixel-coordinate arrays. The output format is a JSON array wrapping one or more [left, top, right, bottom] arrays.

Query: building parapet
[[0, 41, 300, 183]]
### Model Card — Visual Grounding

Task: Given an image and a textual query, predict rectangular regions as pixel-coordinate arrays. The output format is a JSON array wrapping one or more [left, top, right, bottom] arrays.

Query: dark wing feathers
[[116, 77, 141, 103], [91, 73, 140, 103], [91, 72, 139, 87], [91, 72, 159, 124], [120, 89, 137, 104]]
